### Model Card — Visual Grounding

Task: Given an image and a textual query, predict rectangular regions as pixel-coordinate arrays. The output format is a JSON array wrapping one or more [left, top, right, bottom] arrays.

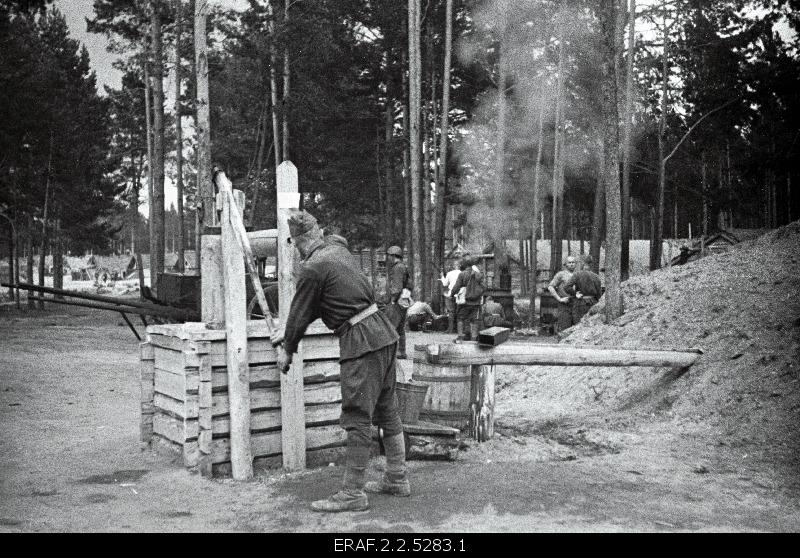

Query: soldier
[[384, 245, 413, 359], [547, 256, 577, 333], [272, 210, 411, 512], [563, 254, 603, 324]]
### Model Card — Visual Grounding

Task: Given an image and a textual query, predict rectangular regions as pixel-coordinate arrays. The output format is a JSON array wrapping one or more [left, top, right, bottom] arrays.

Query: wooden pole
[[277, 161, 306, 471], [220, 186, 253, 480], [469, 364, 494, 442], [425, 343, 703, 368]]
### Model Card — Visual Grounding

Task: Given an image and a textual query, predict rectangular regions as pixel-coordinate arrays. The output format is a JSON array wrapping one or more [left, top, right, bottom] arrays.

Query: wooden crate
[[140, 319, 343, 475]]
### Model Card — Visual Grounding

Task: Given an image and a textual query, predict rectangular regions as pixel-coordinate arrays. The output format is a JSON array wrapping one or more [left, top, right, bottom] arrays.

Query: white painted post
[[221, 188, 253, 480], [277, 161, 306, 471]]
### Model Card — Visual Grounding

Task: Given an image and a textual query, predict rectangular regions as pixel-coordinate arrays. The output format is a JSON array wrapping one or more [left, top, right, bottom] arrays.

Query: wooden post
[[139, 341, 155, 448], [469, 364, 494, 442], [200, 235, 224, 326], [277, 161, 306, 471], [221, 189, 253, 480], [197, 355, 213, 477]]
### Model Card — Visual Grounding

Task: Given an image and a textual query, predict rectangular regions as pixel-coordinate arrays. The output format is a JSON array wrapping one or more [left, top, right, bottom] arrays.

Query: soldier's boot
[[364, 434, 411, 497], [455, 320, 465, 342], [311, 446, 370, 512]]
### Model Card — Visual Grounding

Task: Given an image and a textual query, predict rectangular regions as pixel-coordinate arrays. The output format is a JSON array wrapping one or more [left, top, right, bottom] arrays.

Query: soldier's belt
[[335, 303, 379, 336]]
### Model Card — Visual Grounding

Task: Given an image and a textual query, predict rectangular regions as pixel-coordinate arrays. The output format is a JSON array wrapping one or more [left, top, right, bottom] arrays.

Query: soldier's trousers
[[339, 342, 403, 448]]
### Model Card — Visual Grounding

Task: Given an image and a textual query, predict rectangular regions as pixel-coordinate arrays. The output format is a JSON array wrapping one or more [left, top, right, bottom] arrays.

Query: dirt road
[[1, 305, 799, 532]]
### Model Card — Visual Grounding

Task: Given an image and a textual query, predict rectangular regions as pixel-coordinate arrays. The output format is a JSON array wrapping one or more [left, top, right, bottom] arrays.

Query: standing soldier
[[450, 256, 485, 341], [272, 210, 411, 512], [547, 256, 577, 333], [385, 245, 413, 359], [563, 254, 603, 324]]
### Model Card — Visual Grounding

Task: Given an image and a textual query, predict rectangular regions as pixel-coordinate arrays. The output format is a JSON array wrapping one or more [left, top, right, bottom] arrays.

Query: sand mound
[[495, 222, 800, 453]]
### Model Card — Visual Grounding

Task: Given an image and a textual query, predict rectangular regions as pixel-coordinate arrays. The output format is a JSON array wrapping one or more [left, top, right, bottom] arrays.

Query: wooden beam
[[277, 160, 306, 471], [425, 343, 703, 368], [221, 188, 253, 480]]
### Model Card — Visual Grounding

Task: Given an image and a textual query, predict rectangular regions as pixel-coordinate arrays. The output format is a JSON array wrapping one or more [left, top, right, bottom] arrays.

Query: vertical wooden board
[[201, 235, 225, 325], [277, 161, 306, 471], [198, 356, 213, 478], [140, 342, 155, 444], [221, 190, 253, 481]]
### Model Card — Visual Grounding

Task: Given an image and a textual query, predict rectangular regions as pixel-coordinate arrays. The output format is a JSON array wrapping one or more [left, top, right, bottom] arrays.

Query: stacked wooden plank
[[140, 319, 343, 475]]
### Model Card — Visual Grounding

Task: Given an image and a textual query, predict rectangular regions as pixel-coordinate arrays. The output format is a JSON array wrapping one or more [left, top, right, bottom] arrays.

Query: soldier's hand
[[276, 345, 292, 374], [270, 326, 285, 347]]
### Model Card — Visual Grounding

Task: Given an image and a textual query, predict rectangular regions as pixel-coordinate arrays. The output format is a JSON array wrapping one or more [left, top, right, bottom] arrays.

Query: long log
[[5, 282, 197, 320], [27, 294, 194, 322], [425, 343, 703, 368]]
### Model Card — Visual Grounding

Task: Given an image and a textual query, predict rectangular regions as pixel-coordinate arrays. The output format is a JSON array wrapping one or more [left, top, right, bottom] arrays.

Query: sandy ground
[[2, 224, 800, 532]]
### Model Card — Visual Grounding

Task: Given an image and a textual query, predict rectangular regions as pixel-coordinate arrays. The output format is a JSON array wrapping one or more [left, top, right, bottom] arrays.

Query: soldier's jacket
[[386, 260, 412, 303], [283, 241, 398, 361]]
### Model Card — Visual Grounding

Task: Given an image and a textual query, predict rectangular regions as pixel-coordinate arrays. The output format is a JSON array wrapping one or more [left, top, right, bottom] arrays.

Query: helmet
[[387, 245, 403, 257]]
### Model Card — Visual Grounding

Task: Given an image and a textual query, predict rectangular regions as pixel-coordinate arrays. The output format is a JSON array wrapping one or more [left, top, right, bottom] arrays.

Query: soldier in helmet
[[384, 245, 413, 359], [272, 210, 411, 512]]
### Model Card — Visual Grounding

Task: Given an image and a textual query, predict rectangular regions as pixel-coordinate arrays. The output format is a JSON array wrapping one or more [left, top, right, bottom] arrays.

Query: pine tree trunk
[[150, 1, 165, 291], [26, 214, 34, 309], [600, 0, 623, 321], [282, 0, 290, 160], [652, 4, 669, 271], [702, 153, 708, 243], [402, 50, 412, 274], [174, 0, 185, 272], [53, 218, 62, 294], [496, 0, 508, 226], [385, 100, 395, 243], [433, 0, 453, 284], [408, 0, 422, 298], [621, 0, 635, 280], [195, 0, 213, 232], [550, 21, 566, 278], [530, 86, 545, 296], [144, 46, 154, 267], [590, 139, 605, 274], [38, 132, 53, 310], [267, 0, 282, 168]]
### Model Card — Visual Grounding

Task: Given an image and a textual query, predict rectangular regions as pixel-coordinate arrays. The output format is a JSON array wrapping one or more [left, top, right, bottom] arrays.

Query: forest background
[[0, 0, 797, 320]]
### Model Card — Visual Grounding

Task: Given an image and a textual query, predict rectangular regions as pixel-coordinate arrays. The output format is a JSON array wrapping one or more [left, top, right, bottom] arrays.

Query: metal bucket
[[395, 381, 429, 425]]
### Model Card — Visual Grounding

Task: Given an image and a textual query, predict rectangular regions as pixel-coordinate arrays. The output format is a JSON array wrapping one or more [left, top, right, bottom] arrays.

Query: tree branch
[[664, 97, 739, 164]]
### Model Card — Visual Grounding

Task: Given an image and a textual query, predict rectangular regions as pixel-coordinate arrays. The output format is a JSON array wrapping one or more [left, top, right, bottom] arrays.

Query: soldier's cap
[[287, 210, 319, 237]]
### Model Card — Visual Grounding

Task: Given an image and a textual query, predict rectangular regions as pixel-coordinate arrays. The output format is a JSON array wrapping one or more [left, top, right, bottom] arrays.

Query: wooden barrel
[[412, 344, 472, 430]]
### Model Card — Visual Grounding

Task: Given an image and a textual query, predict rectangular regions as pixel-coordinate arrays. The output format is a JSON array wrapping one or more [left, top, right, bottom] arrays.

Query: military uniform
[[385, 256, 412, 358], [280, 210, 411, 512], [564, 269, 602, 323], [283, 241, 402, 448]]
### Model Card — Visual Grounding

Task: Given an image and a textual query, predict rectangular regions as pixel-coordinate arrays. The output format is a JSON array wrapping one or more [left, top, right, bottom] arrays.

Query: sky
[[54, 0, 250, 91], [53, 0, 249, 213]]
